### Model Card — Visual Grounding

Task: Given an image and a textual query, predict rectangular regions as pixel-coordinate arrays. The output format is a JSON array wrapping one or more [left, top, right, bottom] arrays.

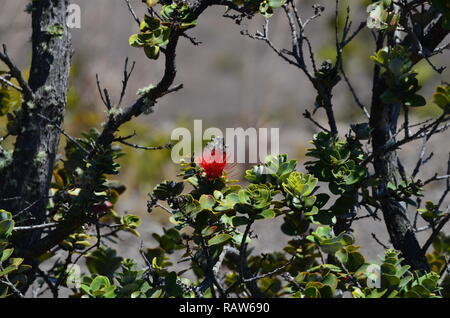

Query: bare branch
[[36, 113, 90, 155], [0, 44, 34, 101], [422, 207, 450, 254], [339, 65, 370, 118], [0, 275, 25, 298], [303, 109, 330, 132], [243, 258, 294, 283], [118, 139, 173, 151], [371, 233, 390, 249], [118, 57, 136, 107], [0, 76, 23, 92], [14, 222, 58, 231], [124, 0, 141, 26]]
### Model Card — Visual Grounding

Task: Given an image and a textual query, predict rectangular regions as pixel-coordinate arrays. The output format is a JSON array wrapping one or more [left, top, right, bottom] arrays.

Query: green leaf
[[90, 275, 110, 291], [335, 249, 348, 264], [309, 264, 342, 273], [432, 84, 450, 111], [0, 219, 14, 237], [0, 248, 13, 262], [199, 194, 215, 211], [201, 226, 218, 237], [121, 214, 142, 237], [257, 209, 275, 219], [215, 193, 239, 211], [129, 34, 144, 47], [207, 233, 232, 246], [80, 284, 92, 296], [0, 265, 17, 277], [231, 216, 250, 226], [0, 210, 12, 222], [404, 94, 426, 107], [322, 273, 338, 290], [146, 0, 159, 7], [259, 1, 273, 17], [140, 16, 161, 32], [268, 0, 285, 8], [304, 286, 320, 298], [122, 214, 141, 229], [283, 171, 318, 198], [346, 251, 365, 272], [144, 46, 160, 60], [213, 190, 223, 200], [86, 247, 122, 279]]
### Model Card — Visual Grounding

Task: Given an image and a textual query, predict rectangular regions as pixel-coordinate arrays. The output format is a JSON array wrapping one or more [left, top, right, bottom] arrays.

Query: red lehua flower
[[197, 147, 228, 179], [196, 137, 237, 180]]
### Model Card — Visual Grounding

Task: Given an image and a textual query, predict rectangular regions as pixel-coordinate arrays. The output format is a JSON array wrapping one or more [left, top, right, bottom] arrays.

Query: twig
[[118, 57, 136, 107], [241, 21, 302, 69], [36, 113, 90, 155], [364, 112, 450, 165], [95, 74, 112, 110], [243, 257, 293, 283], [0, 276, 25, 298], [0, 76, 23, 92], [340, 65, 370, 118], [303, 109, 330, 132], [35, 267, 58, 298], [154, 202, 174, 214], [96, 74, 107, 107], [422, 209, 450, 253], [181, 33, 202, 46], [71, 222, 102, 266], [118, 140, 172, 151], [371, 233, 389, 249], [14, 222, 58, 231], [124, 0, 141, 26], [423, 174, 450, 186], [437, 154, 450, 209], [0, 44, 34, 101], [13, 196, 52, 221]]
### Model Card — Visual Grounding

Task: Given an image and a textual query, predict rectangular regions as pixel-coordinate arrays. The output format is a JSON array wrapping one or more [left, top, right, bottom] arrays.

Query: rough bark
[[368, 12, 449, 271], [370, 78, 429, 271], [21, 26, 181, 262], [0, 0, 72, 256], [368, 26, 428, 270]]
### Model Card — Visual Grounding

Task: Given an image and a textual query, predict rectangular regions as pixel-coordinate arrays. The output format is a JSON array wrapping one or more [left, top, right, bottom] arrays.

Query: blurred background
[[1, 0, 449, 265]]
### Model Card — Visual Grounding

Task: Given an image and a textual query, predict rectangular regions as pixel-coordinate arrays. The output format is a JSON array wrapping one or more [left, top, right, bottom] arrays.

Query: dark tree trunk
[[0, 0, 72, 257], [368, 12, 450, 270], [369, 30, 428, 270], [370, 86, 429, 271]]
